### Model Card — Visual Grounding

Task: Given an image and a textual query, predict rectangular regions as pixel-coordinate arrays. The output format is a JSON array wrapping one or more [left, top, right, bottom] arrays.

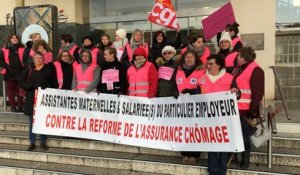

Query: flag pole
[[142, 19, 150, 35]]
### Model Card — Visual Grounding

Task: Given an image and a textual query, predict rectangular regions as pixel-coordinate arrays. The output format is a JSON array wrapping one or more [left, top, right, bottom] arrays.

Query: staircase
[[0, 110, 299, 175]]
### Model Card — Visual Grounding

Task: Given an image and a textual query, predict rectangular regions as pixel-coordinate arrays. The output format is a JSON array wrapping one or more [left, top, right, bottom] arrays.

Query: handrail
[[2, 79, 6, 111], [269, 66, 292, 120]]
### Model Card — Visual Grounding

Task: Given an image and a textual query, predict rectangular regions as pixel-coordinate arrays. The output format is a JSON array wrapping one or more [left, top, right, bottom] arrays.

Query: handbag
[[250, 118, 271, 148], [18, 67, 32, 97]]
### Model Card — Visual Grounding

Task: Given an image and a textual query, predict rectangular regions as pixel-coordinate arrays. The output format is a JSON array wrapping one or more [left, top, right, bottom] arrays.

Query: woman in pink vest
[[180, 33, 210, 65], [0, 34, 26, 112], [72, 49, 100, 93], [198, 55, 236, 175], [60, 34, 79, 62], [232, 47, 264, 169], [226, 22, 243, 52], [80, 36, 104, 67], [218, 32, 239, 73], [32, 40, 53, 64], [121, 29, 151, 68], [54, 51, 77, 90], [127, 47, 158, 98], [176, 49, 204, 164]]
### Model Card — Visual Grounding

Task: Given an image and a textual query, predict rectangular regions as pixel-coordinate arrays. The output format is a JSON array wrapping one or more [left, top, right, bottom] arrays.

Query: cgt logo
[[148, 2, 179, 29]]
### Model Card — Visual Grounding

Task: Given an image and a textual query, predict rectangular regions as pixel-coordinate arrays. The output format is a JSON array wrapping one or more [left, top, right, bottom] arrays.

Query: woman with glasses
[[175, 49, 204, 164], [198, 54, 237, 175], [156, 45, 179, 97], [18, 52, 58, 151], [180, 33, 210, 65], [54, 51, 78, 90]]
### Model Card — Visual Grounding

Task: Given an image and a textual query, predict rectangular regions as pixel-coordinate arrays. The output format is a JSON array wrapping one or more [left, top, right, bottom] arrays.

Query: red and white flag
[[148, 0, 179, 29]]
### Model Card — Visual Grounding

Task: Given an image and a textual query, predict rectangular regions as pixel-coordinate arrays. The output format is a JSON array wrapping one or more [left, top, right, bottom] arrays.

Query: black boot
[[27, 144, 36, 151], [41, 143, 49, 150], [240, 151, 250, 169]]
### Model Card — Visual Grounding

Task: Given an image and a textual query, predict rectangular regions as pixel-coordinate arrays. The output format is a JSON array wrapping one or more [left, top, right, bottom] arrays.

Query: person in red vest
[[72, 49, 100, 93], [60, 34, 79, 62], [121, 29, 151, 68], [176, 49, 204, 164], [218, 32, 239, 73], [127, 47, 158, 97], [232, 47, 264, 169], [226, 22, 243, 52], [180, 33, 210, 65], [0, 34, 26, 112], [80, 36, 104, 67], [198, 54, 237, 175], [54, 51, 77, 90], [32, 40, 53, 64]]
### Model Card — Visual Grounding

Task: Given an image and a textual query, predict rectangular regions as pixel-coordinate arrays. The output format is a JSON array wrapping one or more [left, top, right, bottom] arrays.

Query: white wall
[[231, 0, 276, 99]]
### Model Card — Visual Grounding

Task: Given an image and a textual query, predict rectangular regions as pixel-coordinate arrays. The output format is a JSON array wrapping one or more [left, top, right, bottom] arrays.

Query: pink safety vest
[[176, 68, 205, 93], [127, 61, 152, 97], [43, 52, 53, 64], [232, 37, 242, 49], [59, 45, 78, 56], [180, 47, 210, 64], [198, 71, 233, 94], [53, 61, 63, 89], [235, 61, 259, 110], [225, 51, 239, 67], [125, 43, 149, 62], [75, 64, 98, 91], [1, 48, 25, 75]]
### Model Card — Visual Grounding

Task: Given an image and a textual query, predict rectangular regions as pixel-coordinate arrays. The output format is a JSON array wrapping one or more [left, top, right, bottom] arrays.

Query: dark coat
[[0, 45, 27, 81], [18, 64, 58, 115], [156, 57, 179, 97], [56, 61, 73, 90], [98, 59, 128, 94]]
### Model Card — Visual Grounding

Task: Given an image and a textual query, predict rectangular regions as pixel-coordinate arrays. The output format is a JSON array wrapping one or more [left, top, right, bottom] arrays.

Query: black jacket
[[55, 61, 73, 90], [97, 59, 128, 94], [18, 64, 58, 115]]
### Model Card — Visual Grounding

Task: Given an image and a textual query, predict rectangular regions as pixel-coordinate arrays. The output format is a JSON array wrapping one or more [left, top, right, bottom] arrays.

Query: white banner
[[33, 88, 244, 152]]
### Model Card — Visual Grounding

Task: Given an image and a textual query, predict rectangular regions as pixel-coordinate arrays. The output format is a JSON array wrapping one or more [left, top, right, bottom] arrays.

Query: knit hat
[[162, 45, 176, 55], [133, 47, 147, 58], [219, 32, 232, 46], [115, 29, 127, 39]]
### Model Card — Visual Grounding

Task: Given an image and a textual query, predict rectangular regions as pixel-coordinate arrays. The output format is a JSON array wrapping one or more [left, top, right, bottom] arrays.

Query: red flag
[[148, 0, 179, 29]]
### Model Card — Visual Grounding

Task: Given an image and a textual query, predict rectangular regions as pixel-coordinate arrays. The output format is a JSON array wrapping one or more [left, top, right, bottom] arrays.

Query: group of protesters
[[0, 22, 264, 175]]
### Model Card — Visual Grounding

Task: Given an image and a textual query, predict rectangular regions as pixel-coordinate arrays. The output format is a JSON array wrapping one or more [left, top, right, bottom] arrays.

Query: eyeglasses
[[163, 52, 173, 55]]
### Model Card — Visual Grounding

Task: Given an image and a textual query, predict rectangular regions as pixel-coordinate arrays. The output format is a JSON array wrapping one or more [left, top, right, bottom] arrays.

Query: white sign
[[33, 88, 244, 152]]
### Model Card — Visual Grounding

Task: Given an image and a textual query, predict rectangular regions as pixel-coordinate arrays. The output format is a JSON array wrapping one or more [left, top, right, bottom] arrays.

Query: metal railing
[[266, 66, 292, 169]]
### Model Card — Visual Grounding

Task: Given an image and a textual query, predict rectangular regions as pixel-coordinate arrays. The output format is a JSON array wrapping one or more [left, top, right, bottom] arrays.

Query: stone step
[[0, 144, 298, 175], [0, 130, 300, 155], [0, 158, 167, 175]]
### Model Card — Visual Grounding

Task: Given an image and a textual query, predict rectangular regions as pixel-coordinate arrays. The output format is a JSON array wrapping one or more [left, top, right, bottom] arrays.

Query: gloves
[[173, 93, 179, 99]]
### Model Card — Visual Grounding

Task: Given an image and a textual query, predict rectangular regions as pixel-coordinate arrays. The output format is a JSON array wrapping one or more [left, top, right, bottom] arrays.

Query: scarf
[[206, 68, 226, 83], [61, 43, 75, 52], [134, 58, 147, 69], [131, 40, 143, 50], [188, 44, 205, 57]]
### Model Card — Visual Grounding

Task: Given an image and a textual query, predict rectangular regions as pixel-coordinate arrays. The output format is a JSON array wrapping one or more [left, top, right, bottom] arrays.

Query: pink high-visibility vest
[[125, 43, 149, 62], [180, 47, 211, 64], [198, 72, 233, 94], [225, 51, 239, 67], [232, 37, 242, 49], [75, 64, 98, 91], [175, 68, 204, 93], [1, 47, 25, 75]]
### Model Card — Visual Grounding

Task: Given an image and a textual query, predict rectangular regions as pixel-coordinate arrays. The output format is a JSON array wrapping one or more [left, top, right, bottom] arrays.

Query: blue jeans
[[29, 115, 47, 144], [207, 152, 229, 175]]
